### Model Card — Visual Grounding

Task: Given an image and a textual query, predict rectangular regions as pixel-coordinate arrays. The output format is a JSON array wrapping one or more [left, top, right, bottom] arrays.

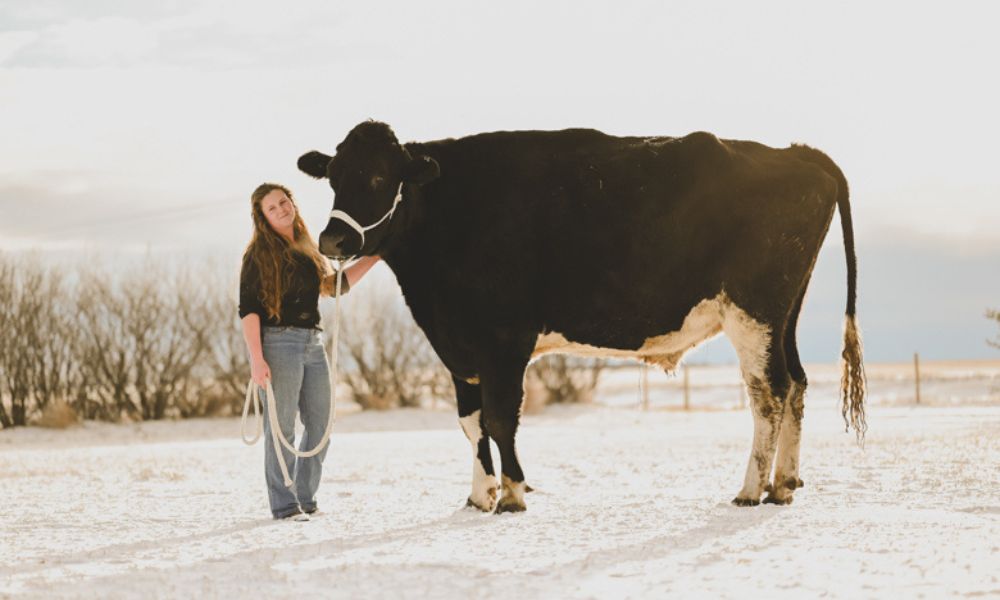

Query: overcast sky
[[1, 0, 998, 362]]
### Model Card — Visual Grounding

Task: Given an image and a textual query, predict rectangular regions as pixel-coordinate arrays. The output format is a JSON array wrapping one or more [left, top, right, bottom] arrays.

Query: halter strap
[[328, 182, 404, 249]]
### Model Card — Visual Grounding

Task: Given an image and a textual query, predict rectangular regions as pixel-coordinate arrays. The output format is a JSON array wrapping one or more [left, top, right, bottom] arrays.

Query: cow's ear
[[402, 155, 440, 185], [297, 150, 333, 179]]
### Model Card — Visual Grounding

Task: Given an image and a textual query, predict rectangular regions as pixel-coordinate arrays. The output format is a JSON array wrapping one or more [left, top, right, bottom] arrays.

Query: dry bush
[[72, 255, 223, 421], [201, 260, 250, 416], [321, 273, 451, 410], [0, 254, 80, 427], [0, 255, 16, 428], [74, 266, 138, 420], [525, 354, 605, 408], [0, 251, 253, 428]]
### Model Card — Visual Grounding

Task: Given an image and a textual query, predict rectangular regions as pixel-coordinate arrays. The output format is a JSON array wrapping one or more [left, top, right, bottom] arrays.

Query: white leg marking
[[722, 300, 771, 384], [722, 301, 781, 505], [458, 410, 497, 511], [771, 382, 804, 503], [736, 395, 783, 503]]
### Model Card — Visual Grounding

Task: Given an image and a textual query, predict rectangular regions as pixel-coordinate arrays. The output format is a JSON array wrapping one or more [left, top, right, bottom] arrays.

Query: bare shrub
[[164, 264, 233, 418], [201, 260, 250, 416], [321, 272, 451, 410], [525, 355, 605, 408], [0, 255, 17, 428], [73, 264, 136, 421], [74, 255, 215, 421], [0, 253, 80, 427]]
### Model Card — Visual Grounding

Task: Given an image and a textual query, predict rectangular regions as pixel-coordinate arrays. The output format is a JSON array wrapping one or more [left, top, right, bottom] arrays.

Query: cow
[[297, 121, 866, 513]]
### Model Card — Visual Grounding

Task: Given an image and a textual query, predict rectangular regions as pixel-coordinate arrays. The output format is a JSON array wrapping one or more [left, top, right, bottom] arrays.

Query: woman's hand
[[251, 356, 271, 387], [320, 271, 349, 296]]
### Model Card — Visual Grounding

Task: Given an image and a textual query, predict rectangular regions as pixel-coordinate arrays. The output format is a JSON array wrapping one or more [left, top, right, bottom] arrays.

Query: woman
[[239, 182, 379, 521]]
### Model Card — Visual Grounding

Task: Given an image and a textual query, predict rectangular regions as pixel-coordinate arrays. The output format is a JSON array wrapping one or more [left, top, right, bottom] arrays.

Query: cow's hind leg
[[725, 305, 791, 506], [455, 376, 498, 512], [766, 292, 809, 504], [764, 381, 805, 504], [480, 352, 530, 514]]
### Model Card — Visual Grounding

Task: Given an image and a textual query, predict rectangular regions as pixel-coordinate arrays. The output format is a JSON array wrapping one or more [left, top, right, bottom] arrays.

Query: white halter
[[328, 182, 404, 249]]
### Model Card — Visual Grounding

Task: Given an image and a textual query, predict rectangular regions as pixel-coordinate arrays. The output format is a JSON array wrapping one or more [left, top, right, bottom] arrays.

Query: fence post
[[683, 364, 690, 410], [641, 364, 649, 411], [914, 352, 921, 405]]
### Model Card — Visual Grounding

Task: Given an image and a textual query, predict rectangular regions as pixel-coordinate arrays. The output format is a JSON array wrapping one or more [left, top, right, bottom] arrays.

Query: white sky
[[2, 0, 999, 253]]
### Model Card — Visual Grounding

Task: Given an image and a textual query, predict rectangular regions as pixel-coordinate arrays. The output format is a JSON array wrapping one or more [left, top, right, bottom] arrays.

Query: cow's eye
[[371, 175, 385, 190]]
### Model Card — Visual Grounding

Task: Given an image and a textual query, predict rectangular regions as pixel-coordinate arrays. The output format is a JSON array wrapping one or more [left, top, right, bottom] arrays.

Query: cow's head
[[298, 120, 440, 258]]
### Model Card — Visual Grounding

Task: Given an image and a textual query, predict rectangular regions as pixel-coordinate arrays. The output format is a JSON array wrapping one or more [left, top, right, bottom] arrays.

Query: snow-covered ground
[[2, 370, 999, 599]]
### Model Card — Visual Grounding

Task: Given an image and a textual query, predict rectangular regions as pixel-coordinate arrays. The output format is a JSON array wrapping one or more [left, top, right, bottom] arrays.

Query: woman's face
[[260, 189, 296, 235]]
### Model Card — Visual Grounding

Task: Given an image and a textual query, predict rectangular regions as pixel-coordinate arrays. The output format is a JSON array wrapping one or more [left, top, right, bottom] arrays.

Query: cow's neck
[[380, 143, 432, 261], [379, 144, 443, 320], [379, 212, 438, 342], [380, 188, 434, 282]]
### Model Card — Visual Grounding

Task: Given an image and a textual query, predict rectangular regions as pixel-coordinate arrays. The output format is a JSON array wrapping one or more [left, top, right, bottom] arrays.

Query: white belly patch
[[531, 294, 741, 371]]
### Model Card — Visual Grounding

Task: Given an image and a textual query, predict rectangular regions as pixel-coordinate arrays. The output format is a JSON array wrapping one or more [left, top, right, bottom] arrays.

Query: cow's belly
[[532, 295, 725, 371]]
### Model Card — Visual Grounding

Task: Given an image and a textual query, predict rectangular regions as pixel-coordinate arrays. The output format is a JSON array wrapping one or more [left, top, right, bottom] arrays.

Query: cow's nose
[[318, 232, 346, 258]]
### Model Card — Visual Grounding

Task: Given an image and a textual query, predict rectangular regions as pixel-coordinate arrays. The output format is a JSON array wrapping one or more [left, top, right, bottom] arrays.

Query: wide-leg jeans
[[260, 326, 331, 518]]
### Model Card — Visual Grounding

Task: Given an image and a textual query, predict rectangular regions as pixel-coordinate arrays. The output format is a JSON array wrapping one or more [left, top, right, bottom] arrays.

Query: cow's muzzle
[[318, 231, 347, 258]]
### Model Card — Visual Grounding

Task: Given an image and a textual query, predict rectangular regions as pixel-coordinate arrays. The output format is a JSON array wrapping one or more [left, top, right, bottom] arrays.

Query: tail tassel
[[840, 316, 867, 446]]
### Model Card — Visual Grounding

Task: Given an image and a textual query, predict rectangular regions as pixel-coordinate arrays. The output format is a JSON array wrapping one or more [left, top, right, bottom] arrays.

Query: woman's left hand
[[321, 271, 349, 296]]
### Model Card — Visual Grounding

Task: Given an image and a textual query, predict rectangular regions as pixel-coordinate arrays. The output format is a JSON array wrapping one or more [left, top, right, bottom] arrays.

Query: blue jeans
[[260, 326, 332, 518]]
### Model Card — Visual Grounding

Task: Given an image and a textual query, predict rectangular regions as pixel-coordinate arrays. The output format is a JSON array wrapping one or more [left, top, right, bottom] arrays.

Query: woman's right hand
[[251, 357, 271, 388]]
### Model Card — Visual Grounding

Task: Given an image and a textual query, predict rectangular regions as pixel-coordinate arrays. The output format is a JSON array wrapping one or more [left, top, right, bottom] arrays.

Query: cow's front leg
[[455, 376, 497, 512], [480, 351, 530, 514]]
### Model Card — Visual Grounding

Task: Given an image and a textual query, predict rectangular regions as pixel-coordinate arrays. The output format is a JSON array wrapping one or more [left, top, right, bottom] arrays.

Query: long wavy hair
[[243, 183, 330, 320]]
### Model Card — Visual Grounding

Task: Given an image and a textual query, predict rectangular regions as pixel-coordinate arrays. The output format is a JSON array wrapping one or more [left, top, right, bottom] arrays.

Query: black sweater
[[238, 252, 349, 329]]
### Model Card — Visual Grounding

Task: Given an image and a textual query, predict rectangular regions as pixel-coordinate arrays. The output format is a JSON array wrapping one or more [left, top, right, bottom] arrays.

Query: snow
[[2, 377, 999, 598]]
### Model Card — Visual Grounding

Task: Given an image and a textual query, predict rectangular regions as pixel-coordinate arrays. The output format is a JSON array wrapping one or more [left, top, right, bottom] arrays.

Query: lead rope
[[240, 263, 345, 488]]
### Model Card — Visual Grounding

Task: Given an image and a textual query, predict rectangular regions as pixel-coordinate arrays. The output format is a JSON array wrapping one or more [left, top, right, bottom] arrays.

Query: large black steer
[[298, 121, 866, 512]]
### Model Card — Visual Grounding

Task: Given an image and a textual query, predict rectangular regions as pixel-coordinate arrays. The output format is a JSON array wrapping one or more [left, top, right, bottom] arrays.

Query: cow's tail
[[793, 145, 867, 445]]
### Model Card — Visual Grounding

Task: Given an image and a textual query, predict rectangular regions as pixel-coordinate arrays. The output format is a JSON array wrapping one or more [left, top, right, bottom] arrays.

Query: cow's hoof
[[731, 497, 760, 507], [466, 496, 495, 512], [769, 477, 801, 493], [495, 475, 526, 514], [465, 485, 497, 512], [495, 497, 527, 514], [762, 493, 793, 506], [781, 477, 801, 491]]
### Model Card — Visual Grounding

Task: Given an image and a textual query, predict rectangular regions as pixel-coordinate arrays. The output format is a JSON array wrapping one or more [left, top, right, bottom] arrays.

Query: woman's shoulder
[[239, 250, 261, 281]]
